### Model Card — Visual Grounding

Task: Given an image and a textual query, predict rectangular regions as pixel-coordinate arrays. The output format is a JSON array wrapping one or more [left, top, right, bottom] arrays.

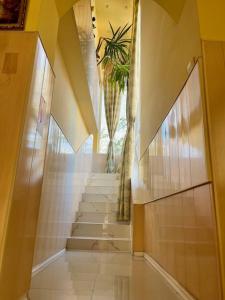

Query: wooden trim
[[144, 253, 195, 300], [32, 249, 65, 277], [143, 181, 212, 205]]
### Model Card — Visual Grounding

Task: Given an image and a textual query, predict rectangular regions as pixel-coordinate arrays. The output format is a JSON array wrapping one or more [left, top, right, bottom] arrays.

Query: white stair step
[[66, 172, 131, 253], [87, 179, 120, 187], [71, 222, 130, 238], [79, 201, 117, 213], [90, 173, 119, 180], [66, 237, 131, 252], [76, 212, 117, 223], [83, 193, 118, 202], [85, 186, 119, 194]]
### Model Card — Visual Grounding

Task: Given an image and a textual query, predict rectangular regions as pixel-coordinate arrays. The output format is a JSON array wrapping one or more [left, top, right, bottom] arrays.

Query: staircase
[[67, 173, 131, 252]]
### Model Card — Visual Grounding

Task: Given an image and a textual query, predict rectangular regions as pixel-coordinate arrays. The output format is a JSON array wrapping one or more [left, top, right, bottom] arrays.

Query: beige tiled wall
[[144, 184, 221, 300], [145, 63, 209, 201], [140, 62, 222, 298], [33, 117, 93, 267], [0, 33, 54, 300]]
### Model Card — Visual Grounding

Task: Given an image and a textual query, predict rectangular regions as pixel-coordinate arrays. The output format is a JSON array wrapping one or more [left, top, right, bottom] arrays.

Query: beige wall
[[135, 62, 222, 298], [33, 117, 77, 266], [133, 2, 223, 297], [32, 117, 93, 267], [52, 45, 89, 151], [146, 64, 209, 201], [140, 0, 201, 155], [0, 33, 54, 300], [144, 184, 221, 300]]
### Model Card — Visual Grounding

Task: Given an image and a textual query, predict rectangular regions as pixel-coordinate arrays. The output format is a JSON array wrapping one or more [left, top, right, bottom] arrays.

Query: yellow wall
[[153, 0, 186, 22], [197, 0, 225, 41], [24, 0, 43, 31], [25, 0, 59, 65], [202, 40, 225, 299], [55, 0, 79, 17], [52, 44, 89, 151], [139, 0, 201, 155]]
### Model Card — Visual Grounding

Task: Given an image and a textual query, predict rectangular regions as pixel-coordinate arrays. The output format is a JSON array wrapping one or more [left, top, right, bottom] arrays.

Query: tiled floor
[[29, 251, 184, 300]]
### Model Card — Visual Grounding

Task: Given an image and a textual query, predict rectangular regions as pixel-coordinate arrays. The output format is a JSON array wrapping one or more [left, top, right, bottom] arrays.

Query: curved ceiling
[[55, 0, 185, 23]]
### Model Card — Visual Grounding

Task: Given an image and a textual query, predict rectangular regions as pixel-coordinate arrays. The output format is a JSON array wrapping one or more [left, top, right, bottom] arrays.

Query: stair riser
[[67, 238, 131, 252], [85, 186, 119, 194], [79, 202, 117, 213], [83, 194, 118, 202], [76, 212, 117, 223], [72, 223, 130, 238]]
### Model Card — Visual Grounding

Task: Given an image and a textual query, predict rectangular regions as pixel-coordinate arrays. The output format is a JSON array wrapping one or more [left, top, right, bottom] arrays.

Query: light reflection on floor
[[29, 251, 183, 300]]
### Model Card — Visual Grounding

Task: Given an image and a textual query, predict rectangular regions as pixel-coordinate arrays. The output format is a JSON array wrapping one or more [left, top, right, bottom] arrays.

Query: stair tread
[[91, 173, 119, 176], [68, 236, 131, 241], [81, 200, 117, 204], [84, 193, 118, 196], [78, 212, 116, 215], [73, 221, 130, 225]]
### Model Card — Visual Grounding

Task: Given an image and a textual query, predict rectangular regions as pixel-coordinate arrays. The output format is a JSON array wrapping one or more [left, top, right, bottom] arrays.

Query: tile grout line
[[90, 264, 99, 300]]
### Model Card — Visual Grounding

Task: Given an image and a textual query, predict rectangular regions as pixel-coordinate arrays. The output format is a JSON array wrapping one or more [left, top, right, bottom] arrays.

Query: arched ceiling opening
[[55, 0, 185, 23]]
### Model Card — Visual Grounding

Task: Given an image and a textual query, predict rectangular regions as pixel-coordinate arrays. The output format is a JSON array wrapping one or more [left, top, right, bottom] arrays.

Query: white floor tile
[[29, 251, 184, 300]]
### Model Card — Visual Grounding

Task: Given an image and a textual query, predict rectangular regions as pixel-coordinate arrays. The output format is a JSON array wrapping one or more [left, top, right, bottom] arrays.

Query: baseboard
[[144, 253, 195, 300], [133, 252, 144, 257], [32, 249, 65, 277]]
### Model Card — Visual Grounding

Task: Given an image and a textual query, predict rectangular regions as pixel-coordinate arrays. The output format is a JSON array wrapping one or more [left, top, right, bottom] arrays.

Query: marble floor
[[29, 251, 184, 300]]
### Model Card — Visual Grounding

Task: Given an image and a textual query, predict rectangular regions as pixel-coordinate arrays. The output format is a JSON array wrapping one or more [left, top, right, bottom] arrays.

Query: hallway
[[29, 251, 184, 300], [0, 1, 225, 300]]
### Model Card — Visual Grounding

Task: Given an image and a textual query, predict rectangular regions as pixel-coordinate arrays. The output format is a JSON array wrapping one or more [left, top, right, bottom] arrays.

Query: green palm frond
[[96, 23, 132, 92], [111, 61, 130, 92]]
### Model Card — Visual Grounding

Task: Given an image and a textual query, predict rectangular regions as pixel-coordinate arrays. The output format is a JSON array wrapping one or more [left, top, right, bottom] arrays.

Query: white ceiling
[[93, 0, 133, 40]]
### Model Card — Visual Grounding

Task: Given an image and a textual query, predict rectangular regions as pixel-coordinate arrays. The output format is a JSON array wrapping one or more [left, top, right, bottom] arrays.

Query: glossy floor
[[29, 251, 184, 300]]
